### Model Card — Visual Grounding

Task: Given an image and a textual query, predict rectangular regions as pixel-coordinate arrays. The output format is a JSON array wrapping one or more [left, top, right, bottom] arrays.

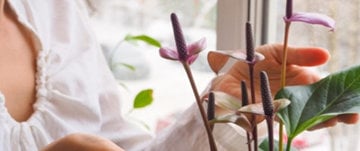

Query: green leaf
[[133, 89, 153, 109], [125, 34, 161, 48], [259, 138, 297, 151], [276, 66, 360, 140]]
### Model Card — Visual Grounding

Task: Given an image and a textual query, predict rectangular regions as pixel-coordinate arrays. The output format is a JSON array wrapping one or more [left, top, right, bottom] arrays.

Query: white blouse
[[0, 0, 247, 151]]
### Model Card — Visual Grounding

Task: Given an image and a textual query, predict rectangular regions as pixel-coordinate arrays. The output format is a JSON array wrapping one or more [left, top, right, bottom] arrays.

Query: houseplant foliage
[[276, 65, 360, 150]]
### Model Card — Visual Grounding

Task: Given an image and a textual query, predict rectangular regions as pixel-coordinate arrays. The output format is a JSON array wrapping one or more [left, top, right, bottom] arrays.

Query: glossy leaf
[[276, 66, 360, 139], [133, 89, 154, 109]]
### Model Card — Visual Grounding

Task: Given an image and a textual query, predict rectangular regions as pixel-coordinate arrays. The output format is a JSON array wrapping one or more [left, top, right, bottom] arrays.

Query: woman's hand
[[41, 133, 124, 151], [208, 44, 358, 129]]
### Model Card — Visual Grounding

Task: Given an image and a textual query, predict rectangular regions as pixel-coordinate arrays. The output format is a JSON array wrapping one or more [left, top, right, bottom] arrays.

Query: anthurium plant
[[158, 0, 360, 151]]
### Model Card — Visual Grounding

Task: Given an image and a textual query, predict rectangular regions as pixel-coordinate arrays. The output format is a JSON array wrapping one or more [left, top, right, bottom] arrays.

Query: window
[[217, 0, 275, 49], [85, 0, 217, 132]]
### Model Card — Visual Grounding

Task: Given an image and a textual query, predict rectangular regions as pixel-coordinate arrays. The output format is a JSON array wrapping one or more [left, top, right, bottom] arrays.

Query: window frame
[[216, 1, 277, 49]]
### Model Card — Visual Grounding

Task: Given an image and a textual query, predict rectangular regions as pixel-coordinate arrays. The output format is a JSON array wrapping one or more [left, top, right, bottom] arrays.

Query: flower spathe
[[159, 37, 206, 64], [209, 50, 265, 64], [209, 91, 290, 133], [284, 0, 335, 30], [284, 12, 335, 31], [159, 13, 206, 65]]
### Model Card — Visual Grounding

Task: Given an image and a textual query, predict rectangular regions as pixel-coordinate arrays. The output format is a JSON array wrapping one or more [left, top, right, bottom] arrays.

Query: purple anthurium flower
[[284, 0, 335, 30], [159, 37, 206, 64], [159, 13, 206, 65]]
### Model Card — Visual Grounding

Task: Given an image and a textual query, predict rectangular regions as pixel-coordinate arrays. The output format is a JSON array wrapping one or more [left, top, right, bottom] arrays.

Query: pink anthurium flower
[[159, 37, 206, 64], [159, 13, 206, 65], [284, 0, 335, 30], [284, 12, 335, 31]]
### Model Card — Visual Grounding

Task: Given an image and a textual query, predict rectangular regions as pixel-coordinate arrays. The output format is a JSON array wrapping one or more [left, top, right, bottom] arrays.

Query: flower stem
[[279, 21, 291, 151], [266, 116, 274, 151], [182, 63, 217, 151], [260, 71, 275, 151], [241, 81, 252, 151], [207, 92, 215, 131], [280, 23, 291, 87], [285, 137, 294, 151], [248, 64, 258, 151]]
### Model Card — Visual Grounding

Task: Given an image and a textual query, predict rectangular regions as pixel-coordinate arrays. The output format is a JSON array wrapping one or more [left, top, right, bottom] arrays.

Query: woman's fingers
[[257, 44, 330, 66], [286, 46, 330, 66], [338, 113, 359, 124], [308, 114, 359, 131], [308, 118, 338, 131]]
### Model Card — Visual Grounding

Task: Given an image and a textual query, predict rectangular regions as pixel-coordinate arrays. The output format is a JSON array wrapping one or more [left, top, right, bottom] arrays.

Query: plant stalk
[[241, 81, 252, 151], [266, 116, 274, 151], [207, 92, 215, 131], [248, 63, 258, 151], [279, 22, 291, 151], [182, 63, 217, 151], [285, 137, 294, 151]]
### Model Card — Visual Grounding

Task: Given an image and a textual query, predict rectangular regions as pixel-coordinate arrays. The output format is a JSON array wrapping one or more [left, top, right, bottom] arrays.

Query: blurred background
[[82, 0, 216, 133], [81, 0, 360, 150]]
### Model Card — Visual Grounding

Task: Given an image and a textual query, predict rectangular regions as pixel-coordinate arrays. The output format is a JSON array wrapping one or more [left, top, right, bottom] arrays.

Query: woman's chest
[[0, 10, 38, 122]]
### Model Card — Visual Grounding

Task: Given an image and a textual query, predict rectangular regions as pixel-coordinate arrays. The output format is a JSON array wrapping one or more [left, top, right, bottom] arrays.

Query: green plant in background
[[132, 88, 154, 111], [106, 34, 161, 130], [124, 34, 162, 48], [109, 34, 161, 72], [121, 34, 160, 111], [108, 34, 161, 113]]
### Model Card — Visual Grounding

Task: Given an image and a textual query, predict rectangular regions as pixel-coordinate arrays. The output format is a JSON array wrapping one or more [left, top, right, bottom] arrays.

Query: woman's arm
[[41, 133, 124, 151]]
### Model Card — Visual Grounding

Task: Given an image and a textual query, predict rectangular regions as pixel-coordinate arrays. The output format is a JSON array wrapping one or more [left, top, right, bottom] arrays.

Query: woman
[[0, 0, 357, 150]]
